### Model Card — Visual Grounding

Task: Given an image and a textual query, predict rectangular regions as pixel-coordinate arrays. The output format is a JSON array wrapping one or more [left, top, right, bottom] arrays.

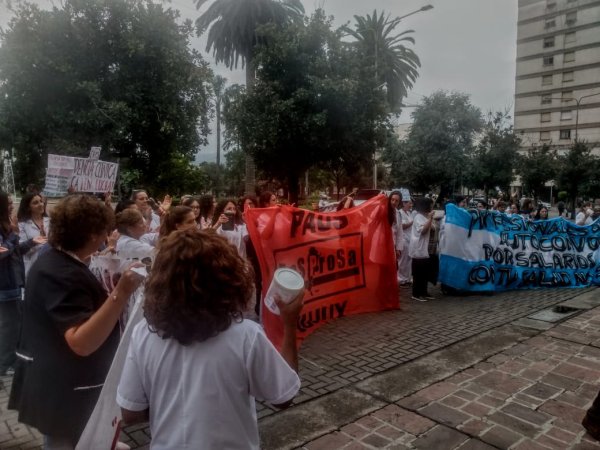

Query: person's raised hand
[[115, 262, 146, 298], [161, 195, 172, 212], [275, 291, 304, 328]]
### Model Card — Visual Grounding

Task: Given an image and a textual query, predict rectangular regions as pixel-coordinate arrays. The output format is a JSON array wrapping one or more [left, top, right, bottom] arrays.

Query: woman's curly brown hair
[[144, 229, 254, 345], [49, 194, 114, 251]]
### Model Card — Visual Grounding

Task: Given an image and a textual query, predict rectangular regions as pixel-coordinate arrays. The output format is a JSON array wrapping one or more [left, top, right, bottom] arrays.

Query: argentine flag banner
[[439, 204, 600, 292]]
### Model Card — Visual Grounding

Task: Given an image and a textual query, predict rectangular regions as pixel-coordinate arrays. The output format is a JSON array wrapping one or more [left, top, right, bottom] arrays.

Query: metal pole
[[575, 98, 580, 141], [373, 152, 377, 189]]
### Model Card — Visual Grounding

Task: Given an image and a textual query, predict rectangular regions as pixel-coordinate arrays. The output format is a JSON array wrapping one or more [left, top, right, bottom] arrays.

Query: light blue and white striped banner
[[439, 204, 600, 292]]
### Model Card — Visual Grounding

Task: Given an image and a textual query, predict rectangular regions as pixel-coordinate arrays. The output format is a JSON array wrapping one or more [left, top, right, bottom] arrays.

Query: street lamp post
[[574, 92, 600, 140]]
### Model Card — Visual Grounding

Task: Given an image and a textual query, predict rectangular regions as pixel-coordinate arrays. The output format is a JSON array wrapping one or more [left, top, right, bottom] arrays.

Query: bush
[[557, 191, 568, 201]]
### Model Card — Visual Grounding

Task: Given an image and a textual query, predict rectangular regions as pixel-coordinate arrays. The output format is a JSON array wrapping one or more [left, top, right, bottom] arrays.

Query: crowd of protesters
[[1, 184, 599, 448], [0, 187, 301, 449]]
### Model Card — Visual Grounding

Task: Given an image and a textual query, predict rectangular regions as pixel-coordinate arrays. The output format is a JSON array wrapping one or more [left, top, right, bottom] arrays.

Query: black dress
[[8, 248, 119, 444]]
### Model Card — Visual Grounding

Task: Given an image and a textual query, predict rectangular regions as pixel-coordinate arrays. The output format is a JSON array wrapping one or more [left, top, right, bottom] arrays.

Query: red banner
[[246, 195, 399, 349]]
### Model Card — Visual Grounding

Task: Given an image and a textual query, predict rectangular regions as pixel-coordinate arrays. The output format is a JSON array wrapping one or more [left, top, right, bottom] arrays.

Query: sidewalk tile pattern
[[301, 301, 600, 449], [0, 286, 595, 449]]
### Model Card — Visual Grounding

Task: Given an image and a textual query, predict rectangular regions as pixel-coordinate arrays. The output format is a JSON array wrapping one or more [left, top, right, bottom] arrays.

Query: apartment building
[[514, 0, 600, 154]]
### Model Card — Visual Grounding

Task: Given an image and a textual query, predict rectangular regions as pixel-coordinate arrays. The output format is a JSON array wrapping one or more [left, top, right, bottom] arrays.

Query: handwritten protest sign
[[439, 204, 600, 292], [246, 195, 399, 349], [43, 155, 75, 196], [43, 152, 118, 196]]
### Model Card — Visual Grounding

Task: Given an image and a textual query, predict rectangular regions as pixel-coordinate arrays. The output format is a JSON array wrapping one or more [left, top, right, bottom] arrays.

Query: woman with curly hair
[[117, 230, 302, 448], [17, 192, 49, 276], [9, 194, 144, 448]]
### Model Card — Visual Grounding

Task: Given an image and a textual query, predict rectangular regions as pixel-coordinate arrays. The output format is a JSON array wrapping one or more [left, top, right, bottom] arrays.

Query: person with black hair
[[198, 194, 216, 230], [408, 197, 436, 301], [17, 192, 49, 276], [0, 192, 44, 375]]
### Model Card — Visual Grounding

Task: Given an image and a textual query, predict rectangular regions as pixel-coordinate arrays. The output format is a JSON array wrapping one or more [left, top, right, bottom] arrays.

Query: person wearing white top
[[409, 197, 435, 301], [388, 192, 404, 281], [117, 230, 302, 450], [131, 190, 163, 232], [576, 202, 594, 226], [17, 193, 49, 276], [115, 209, 155, 261], [214, 199, 249, 259], [398, 199, 414, 285]]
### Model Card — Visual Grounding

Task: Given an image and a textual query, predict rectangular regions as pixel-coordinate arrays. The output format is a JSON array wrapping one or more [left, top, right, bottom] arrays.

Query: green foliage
[[195, 0, 304, 74], [0, 0, 212, 192], [517, 144, 557, 200], [556, 141, 599, 206], [342, 10, 420, 113], [465, 111, 521, 196], [385, 91, 482, 198], [221, 148, 246, 197], [224, 11, 390, 203]]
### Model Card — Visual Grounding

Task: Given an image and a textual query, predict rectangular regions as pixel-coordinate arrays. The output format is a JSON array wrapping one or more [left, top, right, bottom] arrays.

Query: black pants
[[0, 299, 20, 375], [412, 255, 439, 298], [412, 258, 430, 297]]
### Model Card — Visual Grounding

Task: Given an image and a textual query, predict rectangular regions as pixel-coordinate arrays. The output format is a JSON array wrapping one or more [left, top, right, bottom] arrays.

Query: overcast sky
[[1, 0, 519, 163]]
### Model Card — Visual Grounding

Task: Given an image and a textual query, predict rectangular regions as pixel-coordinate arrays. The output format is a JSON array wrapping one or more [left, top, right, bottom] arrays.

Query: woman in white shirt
[[117, 230, 302, 450], [17, 192, 49, 276], [213, 199, 248, 259], [408, 197, 436, 302], [576, 202, 594, 226], [115, 209, 155, 261], [388, 192, 404, 281], [398, 198, 414, 285]]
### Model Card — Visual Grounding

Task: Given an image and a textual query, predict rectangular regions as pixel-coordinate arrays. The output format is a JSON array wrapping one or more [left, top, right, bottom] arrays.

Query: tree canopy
[[385, 91, 482, 199], [0, 0, 212, 193], [516, 144, 557, 201], [464, 111, 521, 198], [342, 10, 420, 113], [224, 11, 390, 203]]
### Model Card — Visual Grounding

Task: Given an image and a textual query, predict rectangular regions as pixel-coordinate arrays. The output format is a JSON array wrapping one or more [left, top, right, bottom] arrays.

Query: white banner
[[43, 152, 119, 196]]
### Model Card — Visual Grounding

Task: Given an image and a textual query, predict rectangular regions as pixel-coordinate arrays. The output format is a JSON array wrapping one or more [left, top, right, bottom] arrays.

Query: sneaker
[[411, 296, 427, 302], [423, 295, 436, 300]]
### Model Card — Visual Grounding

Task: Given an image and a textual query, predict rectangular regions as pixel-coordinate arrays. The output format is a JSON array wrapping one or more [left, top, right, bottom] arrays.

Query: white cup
[[264, 268, 305, 315]]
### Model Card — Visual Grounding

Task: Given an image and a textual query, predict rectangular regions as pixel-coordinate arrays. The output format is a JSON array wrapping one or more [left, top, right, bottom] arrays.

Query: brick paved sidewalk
[[301, 301, 600, 450], [0, 286, 596, 449]]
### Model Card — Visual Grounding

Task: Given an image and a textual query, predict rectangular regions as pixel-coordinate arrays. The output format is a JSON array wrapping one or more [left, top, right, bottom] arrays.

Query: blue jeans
[[0, 299, 20, 375]]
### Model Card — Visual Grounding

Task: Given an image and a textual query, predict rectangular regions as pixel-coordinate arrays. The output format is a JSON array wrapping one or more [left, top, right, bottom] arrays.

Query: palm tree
[[196, 0, 304, 194], [343, 10, 420, 113]]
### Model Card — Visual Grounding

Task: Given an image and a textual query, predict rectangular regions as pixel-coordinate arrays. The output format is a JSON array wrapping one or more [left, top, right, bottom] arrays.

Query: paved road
[[0, 285, 595, 449]]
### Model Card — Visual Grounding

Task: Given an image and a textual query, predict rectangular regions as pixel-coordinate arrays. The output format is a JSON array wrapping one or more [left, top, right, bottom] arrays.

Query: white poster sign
[[43, 152, 119, 196]]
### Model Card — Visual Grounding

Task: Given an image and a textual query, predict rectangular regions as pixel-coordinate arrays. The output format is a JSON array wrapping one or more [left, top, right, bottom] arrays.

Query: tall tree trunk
[[244, 57, 256, 195], [216, 99, 221, 167], [288, 172, 300, 206]]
